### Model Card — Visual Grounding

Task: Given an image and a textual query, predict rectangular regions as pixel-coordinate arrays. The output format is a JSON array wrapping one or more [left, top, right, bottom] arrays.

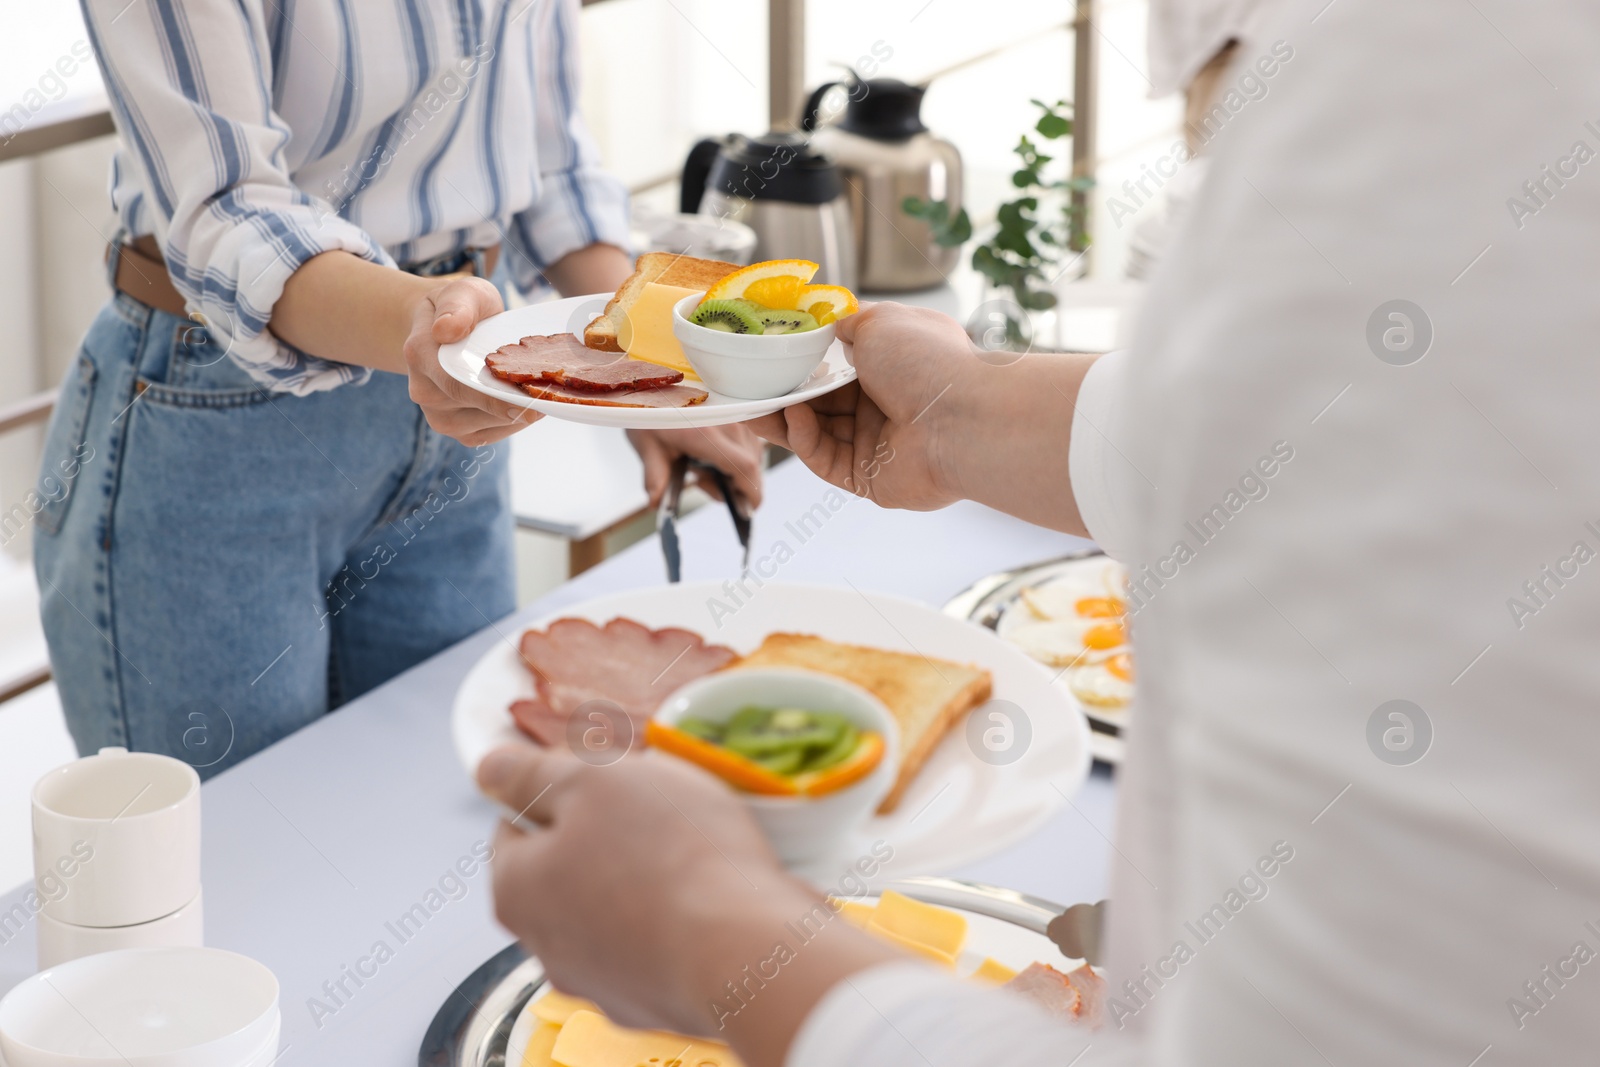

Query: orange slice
[[793, 731, 886, 797], [1106, 652, 1135, 682], [796, 284, 859, 326], [701, 259, 819, 310], [645, 719, 798, 796]]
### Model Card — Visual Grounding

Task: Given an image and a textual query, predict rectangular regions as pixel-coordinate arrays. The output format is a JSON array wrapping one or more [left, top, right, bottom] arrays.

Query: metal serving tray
[[942, 550, 1128, 765], [418, 877, 1098, 1067]]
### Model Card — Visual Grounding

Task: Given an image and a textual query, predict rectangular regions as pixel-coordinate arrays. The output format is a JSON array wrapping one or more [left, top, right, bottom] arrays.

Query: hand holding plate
[[474, 743, 900, 1065], [750, 304, 972, 510], [405, 276, 542, 445]]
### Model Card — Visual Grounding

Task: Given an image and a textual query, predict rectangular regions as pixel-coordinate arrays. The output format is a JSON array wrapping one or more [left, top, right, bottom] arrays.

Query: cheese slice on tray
[[618, 282, 703, 380], [972, 957, 1019, 984], [551, 1010, 744, 1067], [531, 989, 600, 1026], [520, 1021, 562, 1067], [866, 890, 968, 968]]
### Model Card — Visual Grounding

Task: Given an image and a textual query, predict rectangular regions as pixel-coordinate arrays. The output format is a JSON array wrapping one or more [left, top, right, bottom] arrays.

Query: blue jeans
[[33, 292, 515, 777]]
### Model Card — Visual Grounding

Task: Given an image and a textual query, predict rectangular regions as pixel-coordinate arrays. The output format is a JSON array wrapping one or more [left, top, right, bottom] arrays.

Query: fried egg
[[1069, 652, 1134, 708], [1019, 560, 1129, 622], [1004, 618, 1107, 666], [1001, 557, 1136, 710], [1004, 613, 1128, 666]]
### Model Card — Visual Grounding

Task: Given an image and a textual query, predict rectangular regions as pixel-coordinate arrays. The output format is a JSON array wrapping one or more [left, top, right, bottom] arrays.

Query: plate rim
[[435, 293, 857, 428]]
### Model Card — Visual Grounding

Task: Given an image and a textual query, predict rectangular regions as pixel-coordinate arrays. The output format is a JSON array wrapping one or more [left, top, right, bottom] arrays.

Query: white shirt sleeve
[[1068, 348, 1135, 560], [1144, 0, 1282, 96], [779, 349, 1138, 1067], [785, 963, 1093, 1067]]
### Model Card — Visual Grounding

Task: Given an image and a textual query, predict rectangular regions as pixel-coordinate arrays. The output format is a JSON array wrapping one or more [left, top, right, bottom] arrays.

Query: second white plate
[[436, 294, 856, 429], [451, 582, 1092, 885]]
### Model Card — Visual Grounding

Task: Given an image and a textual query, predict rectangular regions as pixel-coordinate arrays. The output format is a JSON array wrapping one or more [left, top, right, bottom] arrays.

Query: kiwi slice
[[722, 708, 850, 759], [800, 724, 861, 773], [725, 707, 771, 735], [753, 308, 820, 335], [754, 748, 806, 776], [676, 717, 726, 743], [691, 299, 765, 334]]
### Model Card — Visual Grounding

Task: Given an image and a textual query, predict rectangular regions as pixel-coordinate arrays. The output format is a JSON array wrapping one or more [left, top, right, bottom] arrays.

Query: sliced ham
[[509, 618, 738, 747], [486, 334, 685, 393], [519, 379, 709, 408], [1005, 962, 1103, 1027], [508, 697, 566, 748], [1063, 963, 1106, 1027]]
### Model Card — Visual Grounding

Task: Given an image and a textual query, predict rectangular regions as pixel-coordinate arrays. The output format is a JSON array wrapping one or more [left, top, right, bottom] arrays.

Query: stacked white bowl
[[30, 748, 203, 969], [0, 946, 280, 1067]]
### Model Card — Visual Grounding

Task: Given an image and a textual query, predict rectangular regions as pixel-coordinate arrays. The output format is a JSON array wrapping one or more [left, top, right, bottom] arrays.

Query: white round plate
[[451, 582, 1091, 884], [436, 294, 857, 429]]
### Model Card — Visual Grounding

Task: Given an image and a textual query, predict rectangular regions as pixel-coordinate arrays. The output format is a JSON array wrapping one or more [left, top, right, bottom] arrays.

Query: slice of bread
[[730, 633, 993, 814], [583, 252, 742, 352]]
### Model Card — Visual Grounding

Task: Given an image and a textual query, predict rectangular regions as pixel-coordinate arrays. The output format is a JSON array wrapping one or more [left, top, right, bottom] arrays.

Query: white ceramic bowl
[[36, 888, 204, 971], [33, 748, 201, 929], [0, 947, 278, 1067], [236, 1016, 282, 1067], [655, 667, 899, 864], [672, 293, 837, 400]]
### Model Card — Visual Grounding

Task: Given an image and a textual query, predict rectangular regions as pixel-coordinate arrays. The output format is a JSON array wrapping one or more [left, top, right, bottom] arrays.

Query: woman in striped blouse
[[34, 0, 762, 773]]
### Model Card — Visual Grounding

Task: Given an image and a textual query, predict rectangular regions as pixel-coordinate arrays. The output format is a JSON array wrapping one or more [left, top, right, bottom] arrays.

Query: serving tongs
[[1048, 899, 1106, 967], [658, 455, 752, 583]]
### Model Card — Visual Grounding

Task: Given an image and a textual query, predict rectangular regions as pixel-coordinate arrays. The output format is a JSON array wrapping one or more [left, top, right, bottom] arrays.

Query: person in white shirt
[[475, 1, 1600, 1064]]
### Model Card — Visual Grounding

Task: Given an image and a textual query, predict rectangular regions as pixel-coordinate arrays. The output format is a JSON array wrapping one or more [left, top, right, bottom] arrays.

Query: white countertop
[[0, 457, 1116, 1064]]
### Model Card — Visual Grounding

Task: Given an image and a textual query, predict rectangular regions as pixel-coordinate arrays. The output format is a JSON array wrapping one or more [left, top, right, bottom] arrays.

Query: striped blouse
[[82, 0, 631, 395]]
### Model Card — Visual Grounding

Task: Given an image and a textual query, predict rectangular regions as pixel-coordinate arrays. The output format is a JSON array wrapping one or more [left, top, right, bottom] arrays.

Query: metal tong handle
[[1046, 900, 1107, 967], [657, 457, 752, 583]]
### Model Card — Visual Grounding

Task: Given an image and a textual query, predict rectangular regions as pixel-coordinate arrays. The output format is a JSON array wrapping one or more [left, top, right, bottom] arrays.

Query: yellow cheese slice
[[971, 957, 1019, 985], [531, 990, 600, 1026], [619, 282, 702, 380], [867, 890, 968, 965], [551, 1010, 744, 1067], [867, 923, 959, 968], [520, 1021, 562, 1067], [834, 899, 876, 928]]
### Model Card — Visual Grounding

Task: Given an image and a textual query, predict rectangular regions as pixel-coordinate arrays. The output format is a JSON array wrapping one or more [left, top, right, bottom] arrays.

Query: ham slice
[[519, 380, 709, 408], [509, 618, 738, 748], [508, 697, 566, 748], [1005, 963, 1104, 1027], [1064, 963, 1106, 1027], [487, 334, 684, 393]]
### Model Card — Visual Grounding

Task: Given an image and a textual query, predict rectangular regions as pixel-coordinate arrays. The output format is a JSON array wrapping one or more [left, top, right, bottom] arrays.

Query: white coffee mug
[[32, 747, 201, 929], [36, 887, 204, 970]]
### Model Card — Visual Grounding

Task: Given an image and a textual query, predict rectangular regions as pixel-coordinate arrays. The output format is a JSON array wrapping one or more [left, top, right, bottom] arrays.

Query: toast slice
[[730, 633, 993, 814], [583, 252, 742, 352]]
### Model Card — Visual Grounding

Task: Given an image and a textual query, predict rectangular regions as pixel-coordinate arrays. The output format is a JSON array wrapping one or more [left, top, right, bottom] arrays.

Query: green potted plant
[[904, 98, 1092, 349]]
